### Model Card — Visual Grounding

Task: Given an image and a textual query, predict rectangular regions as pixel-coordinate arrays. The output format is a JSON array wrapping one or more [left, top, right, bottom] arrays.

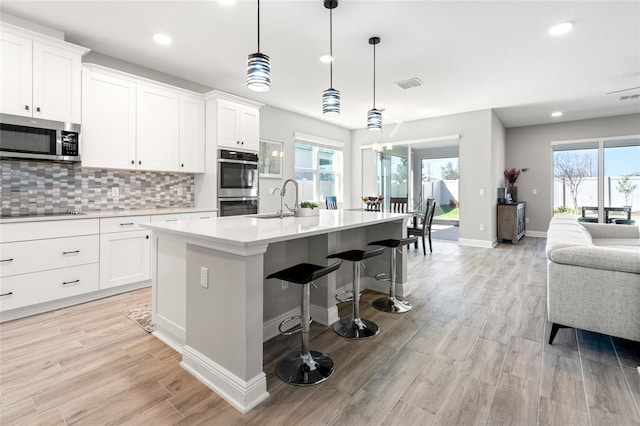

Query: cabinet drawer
[[0, 235, 99, 277], [99, 215, 151, 233], [193, 211, 217, 220], [0, 219, 99, 243], [150, 213, 193, 222], [0, 263, 99, 312]]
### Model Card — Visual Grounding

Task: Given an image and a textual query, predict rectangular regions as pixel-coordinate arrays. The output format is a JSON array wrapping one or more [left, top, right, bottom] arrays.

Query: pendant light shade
[[367, 36, 381, 131], [247, 0, 271, 92], [322, 0, 340, 116]]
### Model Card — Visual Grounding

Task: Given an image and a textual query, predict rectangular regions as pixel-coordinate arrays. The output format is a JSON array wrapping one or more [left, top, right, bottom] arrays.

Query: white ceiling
[[2, 0, 639, 130]]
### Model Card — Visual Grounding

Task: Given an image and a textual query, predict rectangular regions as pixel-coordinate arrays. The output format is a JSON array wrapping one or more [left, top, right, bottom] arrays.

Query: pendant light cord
[[257, 0, 261, 52], [373, 41, 376, 108], [330, 7, 333, 88]]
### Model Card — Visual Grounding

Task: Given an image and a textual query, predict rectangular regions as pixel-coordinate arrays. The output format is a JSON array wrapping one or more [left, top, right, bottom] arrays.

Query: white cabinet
[[81, 67, 137, 169], [209, 95, 261, 152], [0, 23, 88, 123], [179, 95, 205, 173], [81, 64, 204, 173], [99, 215, 151, 290], [0, 219, 99, 313]]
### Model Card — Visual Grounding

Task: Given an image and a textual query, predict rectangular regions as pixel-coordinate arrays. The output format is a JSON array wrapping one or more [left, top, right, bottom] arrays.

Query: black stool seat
[[612, 219, 636, 225], [368, 237, 417, 249], [327, 246, 386, 262], [267, 261, 342, 284]]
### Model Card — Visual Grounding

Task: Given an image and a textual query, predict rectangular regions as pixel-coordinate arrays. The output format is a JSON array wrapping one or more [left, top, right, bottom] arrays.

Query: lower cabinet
[[99, 229, 151, 289]]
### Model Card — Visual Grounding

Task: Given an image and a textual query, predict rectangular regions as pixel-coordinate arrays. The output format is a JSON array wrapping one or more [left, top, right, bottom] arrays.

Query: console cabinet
[[0, 23, 89, 123], [497, 202, 526, 244]]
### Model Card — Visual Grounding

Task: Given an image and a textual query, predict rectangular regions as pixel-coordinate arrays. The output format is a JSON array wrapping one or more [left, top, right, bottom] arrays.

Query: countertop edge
[[0, 207, 218, 224]]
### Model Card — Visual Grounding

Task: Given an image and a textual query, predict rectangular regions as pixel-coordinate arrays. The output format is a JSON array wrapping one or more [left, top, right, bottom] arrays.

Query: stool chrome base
[[275, 350, 335, 386], [373, 296, 412, 313], [332, 317, 380, 339]]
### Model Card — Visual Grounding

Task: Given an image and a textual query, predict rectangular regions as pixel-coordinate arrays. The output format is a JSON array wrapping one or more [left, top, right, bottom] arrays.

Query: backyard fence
[[553, 176, 640, 211]]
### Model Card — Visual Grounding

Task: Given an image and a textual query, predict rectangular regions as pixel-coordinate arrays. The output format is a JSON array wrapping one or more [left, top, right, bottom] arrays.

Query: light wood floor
[[1, 237, 639, 425]]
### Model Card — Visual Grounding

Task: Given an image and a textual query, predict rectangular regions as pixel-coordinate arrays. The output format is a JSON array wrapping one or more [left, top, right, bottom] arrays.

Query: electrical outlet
[[479, 188, 485, 195], [532, 189, 538, 195], [111, 187, 119, 197], [479, 224, 485, 231], [526, 217, 530, 223], [200, 267, 208, 288], [177, 186, 183, 196], [281, 281, 288, 291]]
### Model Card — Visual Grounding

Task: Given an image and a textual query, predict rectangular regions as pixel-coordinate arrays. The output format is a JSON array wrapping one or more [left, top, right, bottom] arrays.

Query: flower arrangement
[[504, 168, 520, 186]]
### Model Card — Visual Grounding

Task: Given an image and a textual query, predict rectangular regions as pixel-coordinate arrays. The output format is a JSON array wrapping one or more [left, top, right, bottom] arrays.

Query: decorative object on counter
[[297, 201, 319, 216], [258, 139, 283, 178], [247, 0, 271, 92], [361, 195, 383, 211], [322, 0, 340, 116], [0, 160, 194, 217], [326, 196, 338, 209], [367, 36, 382, 130], [497, 187, 507, 204], [504, 168, 520, 203], [121, 305, 154, 332]]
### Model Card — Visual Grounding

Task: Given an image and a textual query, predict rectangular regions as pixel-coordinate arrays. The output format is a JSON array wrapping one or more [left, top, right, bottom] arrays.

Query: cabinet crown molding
[[204, 90, 263, 109], [0, 22, 90, 56]]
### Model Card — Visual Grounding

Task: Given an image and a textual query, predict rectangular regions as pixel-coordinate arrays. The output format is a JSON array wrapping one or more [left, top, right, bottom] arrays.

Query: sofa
[[545, 216, 640, 343]]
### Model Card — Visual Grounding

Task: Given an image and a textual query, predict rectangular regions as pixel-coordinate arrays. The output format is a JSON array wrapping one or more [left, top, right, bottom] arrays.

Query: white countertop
[[141, 209, 411, 248], [0, 207, 217, 224]]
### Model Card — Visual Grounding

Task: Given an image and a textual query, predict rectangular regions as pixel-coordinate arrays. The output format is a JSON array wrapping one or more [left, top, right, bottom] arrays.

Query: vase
[[509, 186, 518, 203]]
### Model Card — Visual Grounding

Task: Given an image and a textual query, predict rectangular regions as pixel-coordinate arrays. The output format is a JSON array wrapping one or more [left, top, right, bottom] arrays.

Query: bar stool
[[266, 261, 342, 386], [368, 237, 417, 313], [327, 246, 386, 339]]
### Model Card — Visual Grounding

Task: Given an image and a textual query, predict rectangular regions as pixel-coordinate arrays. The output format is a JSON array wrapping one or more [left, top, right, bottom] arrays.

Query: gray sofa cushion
[[549, 245, 640, 274]]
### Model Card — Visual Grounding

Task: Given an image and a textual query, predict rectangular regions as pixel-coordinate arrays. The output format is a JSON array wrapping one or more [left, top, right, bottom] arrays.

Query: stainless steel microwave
[[0, 114, 81, 162]]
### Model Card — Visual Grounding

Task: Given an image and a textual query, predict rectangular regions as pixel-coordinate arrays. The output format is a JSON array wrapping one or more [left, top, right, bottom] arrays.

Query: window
[[294, 143, 342, 202]]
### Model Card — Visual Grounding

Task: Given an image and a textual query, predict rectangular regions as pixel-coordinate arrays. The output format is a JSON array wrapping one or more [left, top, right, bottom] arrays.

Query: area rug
[[122, 305, 154, 333]]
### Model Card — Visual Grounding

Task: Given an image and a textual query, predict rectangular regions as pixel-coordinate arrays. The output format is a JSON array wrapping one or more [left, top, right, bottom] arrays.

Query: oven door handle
[[218, 197, 259, 202], [218, 158, 259, 166]]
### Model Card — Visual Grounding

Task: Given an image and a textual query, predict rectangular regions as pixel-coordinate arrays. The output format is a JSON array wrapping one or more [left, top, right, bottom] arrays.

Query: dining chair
[[408, 198, 436, 254], [389, 197, 408, 213], [326, 196, 338, 210]]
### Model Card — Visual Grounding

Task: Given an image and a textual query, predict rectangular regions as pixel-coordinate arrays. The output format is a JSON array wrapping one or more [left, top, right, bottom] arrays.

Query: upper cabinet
[[0, 23, 89, 123], [206, 92, 262, 153], [81, 64, 205, 173]]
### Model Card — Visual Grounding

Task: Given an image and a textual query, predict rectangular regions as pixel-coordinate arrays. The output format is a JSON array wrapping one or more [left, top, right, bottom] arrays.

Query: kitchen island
[[141, 209, 412, 413]]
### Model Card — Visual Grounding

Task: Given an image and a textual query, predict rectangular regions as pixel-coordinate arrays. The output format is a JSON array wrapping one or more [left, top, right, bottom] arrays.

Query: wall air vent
[[395, 78, 424, 90], [619, 94, 640, 101]]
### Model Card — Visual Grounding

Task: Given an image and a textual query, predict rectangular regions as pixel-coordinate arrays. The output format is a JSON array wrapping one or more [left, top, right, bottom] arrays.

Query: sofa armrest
[[580, 222, 640, 239], [549, 245, 640, 274]]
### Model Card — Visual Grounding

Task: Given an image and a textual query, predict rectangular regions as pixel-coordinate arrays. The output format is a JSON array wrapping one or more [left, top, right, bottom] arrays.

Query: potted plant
[[504, 168, 521, 202], [296, 201, 320, 217], [616, 175, 638, 208]]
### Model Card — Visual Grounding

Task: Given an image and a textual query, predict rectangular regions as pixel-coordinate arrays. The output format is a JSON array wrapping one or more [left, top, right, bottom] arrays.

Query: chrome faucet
[[281, 178, 299, 215], [271, 187, 284, 218]]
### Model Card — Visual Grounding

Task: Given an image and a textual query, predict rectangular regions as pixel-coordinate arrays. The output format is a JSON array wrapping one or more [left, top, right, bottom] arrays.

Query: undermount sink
[[252, 212, 294, 219]]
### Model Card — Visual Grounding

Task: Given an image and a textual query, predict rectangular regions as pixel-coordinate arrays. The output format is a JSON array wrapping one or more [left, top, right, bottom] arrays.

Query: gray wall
[[353, 109, 502, 246], [505, 113, 640, 234], [259, 105, 352, 214]]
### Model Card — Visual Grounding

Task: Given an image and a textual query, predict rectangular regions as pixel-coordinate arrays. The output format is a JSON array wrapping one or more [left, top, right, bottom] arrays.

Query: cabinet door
[[99, 230, 151, 289], [239, 106, 260, 152], [81, 69, 137, 169], [179, 95, 205, 173], [32, 41, 82, 123], [0, 32, 32, 117], [216, 99, 241, 149], [137, 84, 180, 171]]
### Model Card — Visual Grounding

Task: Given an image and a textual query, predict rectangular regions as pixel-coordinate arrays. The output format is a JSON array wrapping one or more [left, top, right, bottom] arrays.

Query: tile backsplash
[[1, 160, 194, 216]]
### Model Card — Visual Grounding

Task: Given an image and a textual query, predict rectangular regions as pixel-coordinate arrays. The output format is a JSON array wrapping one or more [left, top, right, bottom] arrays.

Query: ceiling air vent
[[395, 78, 424, 90], [619, 94, 640, 101]]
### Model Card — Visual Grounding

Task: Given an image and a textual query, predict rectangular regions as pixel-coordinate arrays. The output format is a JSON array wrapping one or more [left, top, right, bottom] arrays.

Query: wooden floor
[[1, 237, 639, 425]]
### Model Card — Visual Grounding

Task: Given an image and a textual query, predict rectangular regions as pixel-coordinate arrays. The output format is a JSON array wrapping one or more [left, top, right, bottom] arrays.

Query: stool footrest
[[278, 316, 312, 336], [374, 272, 391, 282], [335, 290, 354, 303]]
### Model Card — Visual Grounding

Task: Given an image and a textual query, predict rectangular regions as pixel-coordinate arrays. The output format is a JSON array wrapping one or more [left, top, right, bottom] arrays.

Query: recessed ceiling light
[[320, 55, 333, 63], [551, 111, 563, 117], [549, 22, 573, 36], [153, 34, 172, 45]]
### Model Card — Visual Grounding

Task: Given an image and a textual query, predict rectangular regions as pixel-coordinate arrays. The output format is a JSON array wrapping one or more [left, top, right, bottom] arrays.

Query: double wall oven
[[217, 149, 259, 217]]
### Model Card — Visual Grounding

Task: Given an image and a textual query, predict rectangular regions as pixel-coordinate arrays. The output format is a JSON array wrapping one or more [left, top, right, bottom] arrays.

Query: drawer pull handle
[[120, 222, 135, 226], [0, 258, 14, 262], [199, 216, 210, 219], [166, 219, 178, 222], [62, 250, 80, 255], [62, 280, 80, 286], [0, 291, 13, 297]]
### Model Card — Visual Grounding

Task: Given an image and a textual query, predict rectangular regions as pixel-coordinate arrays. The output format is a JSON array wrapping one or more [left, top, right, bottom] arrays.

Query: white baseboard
[[181, 345, 269, 414], [525, 230, 547, 238], [310, 303, 338, 327], [152, 315, 185, 354], [458, 238, 496, 248]]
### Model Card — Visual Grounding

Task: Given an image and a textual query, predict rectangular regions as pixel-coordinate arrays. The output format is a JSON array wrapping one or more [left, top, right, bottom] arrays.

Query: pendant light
[[247, 0, 271, 92], [322, 0, 340, 116], [367, 36, 382, 130]]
